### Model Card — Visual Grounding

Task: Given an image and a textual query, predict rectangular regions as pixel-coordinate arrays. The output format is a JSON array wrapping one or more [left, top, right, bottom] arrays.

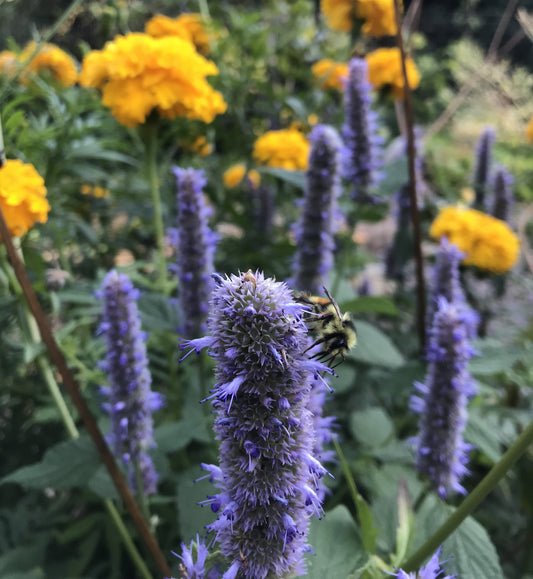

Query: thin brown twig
[[0, 173, 171, 578], [394, 0, 426, 352]]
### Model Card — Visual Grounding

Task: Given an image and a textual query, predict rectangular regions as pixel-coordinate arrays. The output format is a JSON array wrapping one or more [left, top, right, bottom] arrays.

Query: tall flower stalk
[[491, 166, 514, 223], [472, 127, 495, 208], [182, 270, 330, 579], [411, 296, 477, 498], [98, 270, 164, 497], [170, 166, 218, 338], [341, 57, 383, 203], [292, 124, 342, 293]]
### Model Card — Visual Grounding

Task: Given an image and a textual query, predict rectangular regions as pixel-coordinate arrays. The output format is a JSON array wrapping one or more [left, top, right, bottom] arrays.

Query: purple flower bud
[[341, 58, 383, 203], [182, 271, 330, 578], [98, 270, 164, 495], [472, 127, 495, 207], [291, 124, 342, 293], [411, 297, 477, 498], [491, 166, 514, 223], [171, 167, 218, 338], [393, 546, 455, 578]]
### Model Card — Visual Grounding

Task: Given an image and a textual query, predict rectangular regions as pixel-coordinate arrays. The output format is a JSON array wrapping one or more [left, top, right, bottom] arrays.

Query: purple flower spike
[[491, 166, 514, 223], [98, 270, 164, 495], [411, 297, 477, 498], [426, 238, 479, 341], [171, 166, 218, 338], [341, 57, 383, 203], [292, 124, 342, 293], [172, 534, 210, 579], [393, 547, 456, 578], [472, 126, 495, 207], [184, 270, 330, 579]]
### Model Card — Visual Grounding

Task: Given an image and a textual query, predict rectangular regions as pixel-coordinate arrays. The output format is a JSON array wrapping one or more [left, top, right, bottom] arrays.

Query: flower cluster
[[0, 159, 50, 238], [253, 128, 310, 171], [172, 535, 210, 579], [0, 50, 18, 77], [170, 167, 218, 338], [80, 184, 111, 199], [491, 167, 513, 223], [223, 164, 260, 189], [321, 0, 355, 31], [145, 13, 211, 54], [356, 0, 397, 37], [394, 547, 455, 579], [292, 124, 342, 293], [341, 58, 383, 202], [79, 33, 226, 127], [183, 271, 330, 579], [430, 206, 520, 274], [311, 59, 348, 91], [179, 135, 213, 157], [97, 270, 164, 495], [472, 127, 495, 207], [411, 297, 477, 498], [366, 47, 420, 99]]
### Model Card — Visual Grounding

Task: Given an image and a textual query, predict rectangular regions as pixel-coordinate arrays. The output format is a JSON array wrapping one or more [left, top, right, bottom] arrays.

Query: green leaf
[[332, 363, 358, 394], [342, 296, 399, 316], [260, 167, 306, 189], [380, 157, 408, 197], [464, 407, 503, 463], [306, 505, 365, 579], [1, 437, 100, 490], [349, 320, 404, 368], [86, 465, 120, 500], [469, 340, 521, 376], [349, 407, 394, 448]]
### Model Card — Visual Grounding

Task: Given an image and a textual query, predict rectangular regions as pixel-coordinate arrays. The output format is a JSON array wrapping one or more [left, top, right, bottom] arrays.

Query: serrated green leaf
[[176, 466, 217, 541], [86, 465, 120, 500], [350, 407, 394, 448], [464, 407, 502, 463], [306, 505, 365, 579], [349, 321, 404, 368]]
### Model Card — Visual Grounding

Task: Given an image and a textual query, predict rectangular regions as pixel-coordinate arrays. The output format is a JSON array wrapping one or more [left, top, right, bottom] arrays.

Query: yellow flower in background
[[145, 13, 211, 54], [321, 0, 356, 32], [0, 50, 18, 77], [79, 33, 226, 128], [253, 128, 310, 171], [356, 0, 397, 37], [430, 206, 520, 274], [19, 42, 78, 86], [307, 113, 319, 126], [526, 117, 533, 143], [0, 159, 50, 238], [312, 59, 348, 91], [366, 47, 420, 99], [247, 169, 261, 189], [223, 165, 261, 189], [80, 184, 111, 198]]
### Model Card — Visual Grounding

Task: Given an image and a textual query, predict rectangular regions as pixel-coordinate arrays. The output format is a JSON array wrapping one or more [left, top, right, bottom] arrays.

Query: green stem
[[197, 0, 210, 20], [0, 248, 154, 579], [143, 120, 167, 292], [403, 418, 533, 571]]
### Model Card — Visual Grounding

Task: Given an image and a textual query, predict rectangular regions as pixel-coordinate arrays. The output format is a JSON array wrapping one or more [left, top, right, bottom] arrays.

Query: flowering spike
[[98, 270, 163, 495], [170, 167, 218, 338], [411, 297, 477, 498], [291, 124, 342, 293], [190, 271, 329, 578], [472, 126, 495, 208], [341, 57, 383, 203], [392, 546, 456, 578], [491, 166, 514, 223]]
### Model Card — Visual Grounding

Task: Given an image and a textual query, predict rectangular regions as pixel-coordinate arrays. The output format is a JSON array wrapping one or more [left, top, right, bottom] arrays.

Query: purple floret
[[392, 547, 456, 578]]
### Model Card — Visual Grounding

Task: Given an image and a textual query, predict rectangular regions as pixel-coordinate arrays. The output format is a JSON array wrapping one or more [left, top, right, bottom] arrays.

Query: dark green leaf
[[342, 296, 399, 316], [260, 167, 306, 189], [349, 321, 404, 368], [350, 407, 394, 448]]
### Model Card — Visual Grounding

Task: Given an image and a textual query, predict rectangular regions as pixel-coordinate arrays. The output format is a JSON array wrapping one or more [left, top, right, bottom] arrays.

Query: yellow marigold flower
[[247, 169, 261, 189], [81, 184, 110, 198], [253, 128, 310, 171], [19, 42, 78, 86], [223, 164, 247, 188], [0, 50, 18, 77], [526, 117, 533, 143], [79, 33, 226, 128], [145, 13, 211, 54], [430, 206, 520, 274], [321, 0, 356, 32], [191, 136, 212, 156], [307, 113, 319, 126], [366, 47, 420, 99], [312, 59, 348, 91], [356, 0, 397, 37], [0, 159, 50, 238]]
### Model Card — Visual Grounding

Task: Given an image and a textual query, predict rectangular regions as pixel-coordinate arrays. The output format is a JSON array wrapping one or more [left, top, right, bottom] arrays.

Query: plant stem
[[143, 120, 167, 292], [402, 418, 533, 571]]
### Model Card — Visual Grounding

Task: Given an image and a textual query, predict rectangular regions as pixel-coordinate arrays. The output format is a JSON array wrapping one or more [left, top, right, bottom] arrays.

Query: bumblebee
[[295, 287, 357, 368]]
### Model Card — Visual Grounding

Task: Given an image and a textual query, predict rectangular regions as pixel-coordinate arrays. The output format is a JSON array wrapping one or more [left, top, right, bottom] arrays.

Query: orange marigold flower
[[321, 0, 356, 32], [0, 50, 18, 77], [430, 206, 520, 274], [312, 59, 348, 91], [366, 47, 420, 99], [223, 164, 247, 188], [253, 128, 310, 171], [19, 42, 78, 86], [79, 33, 226, 128], [356, 0, 397, 37], [145, 13, 211, 54], [0, 159, 50, 238], [526, 117, 533, 143]]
